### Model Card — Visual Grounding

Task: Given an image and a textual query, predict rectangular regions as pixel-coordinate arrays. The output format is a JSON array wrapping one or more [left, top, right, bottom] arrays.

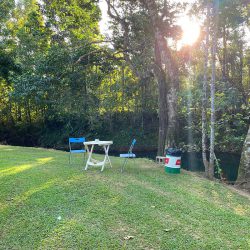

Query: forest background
[[0, 0, 249, 170]]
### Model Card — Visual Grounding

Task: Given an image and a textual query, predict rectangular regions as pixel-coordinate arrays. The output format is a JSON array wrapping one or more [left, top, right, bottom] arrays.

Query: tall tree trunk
[[166, 87, 178, 147], [7, 100, 15, 125], [17, 104, 22, 122], [236, 125, 250, 190], [222, 24, 227, 80], [154, 41, 168, 155], [209, 1, 219, 179], [156, 77, 167, 155], [144, 0, 179, 152], [121, 64, 125, 112], [24, 99, 31, 125], [202, 4, 210, 177], [238, 41, 248, 105], [140, 76, 150, 132]]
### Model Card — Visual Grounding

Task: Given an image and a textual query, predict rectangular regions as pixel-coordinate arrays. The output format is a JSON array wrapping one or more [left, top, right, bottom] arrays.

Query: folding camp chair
[[69, 137, 86, 164], [120, 139, 136, 172]]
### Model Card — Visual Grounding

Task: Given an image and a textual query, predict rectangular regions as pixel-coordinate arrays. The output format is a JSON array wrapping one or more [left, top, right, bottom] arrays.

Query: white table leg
[[106, 146, 112, 168], [100, 145, 107, 172], [85, 144, 94, 170], [103, 145, 112, 170]]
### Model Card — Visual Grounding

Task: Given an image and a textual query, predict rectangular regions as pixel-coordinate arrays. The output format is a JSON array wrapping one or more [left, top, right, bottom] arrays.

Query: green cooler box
[[165, 148, 182, 174]]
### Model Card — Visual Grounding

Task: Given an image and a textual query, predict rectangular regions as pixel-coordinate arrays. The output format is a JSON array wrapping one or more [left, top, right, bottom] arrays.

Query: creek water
[[109, 150, 241, 182]]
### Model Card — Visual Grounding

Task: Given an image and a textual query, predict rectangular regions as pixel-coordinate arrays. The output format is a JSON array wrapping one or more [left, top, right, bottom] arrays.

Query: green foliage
[[178, 73, 248, 153], [0, 0, 249, 155], [0, 0, 15, 23]]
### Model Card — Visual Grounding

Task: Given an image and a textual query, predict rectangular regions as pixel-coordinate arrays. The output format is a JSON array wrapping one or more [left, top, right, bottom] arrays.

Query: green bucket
[[165, 166, 180, 174]]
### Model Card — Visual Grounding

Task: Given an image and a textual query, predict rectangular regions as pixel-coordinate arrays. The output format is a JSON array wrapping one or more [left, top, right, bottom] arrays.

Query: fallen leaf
[[124, 235, 134, 240], [6, 198, 14, 202]]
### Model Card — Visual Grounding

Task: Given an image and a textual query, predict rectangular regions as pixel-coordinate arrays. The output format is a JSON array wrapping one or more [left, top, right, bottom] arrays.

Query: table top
[[84, 140, 113, 146]]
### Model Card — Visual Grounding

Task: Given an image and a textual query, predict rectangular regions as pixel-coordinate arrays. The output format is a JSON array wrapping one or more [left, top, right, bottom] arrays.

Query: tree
[[236, 125, 250, 190], [106, 0, 157, 131], [106, 0, 182, 154], [201, 3, 210, 177], [208, 0, 219, 179], [195, 0, 249, 179], [142, 0, 182, 153]]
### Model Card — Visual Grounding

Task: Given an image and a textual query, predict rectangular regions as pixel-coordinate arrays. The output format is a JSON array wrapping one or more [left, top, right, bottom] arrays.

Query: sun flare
[[178, 16, 201, 47], [99, 0, 201, 50]]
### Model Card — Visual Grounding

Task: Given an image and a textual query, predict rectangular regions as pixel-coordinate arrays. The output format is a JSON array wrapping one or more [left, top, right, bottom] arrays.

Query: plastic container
[[165, 148, 182, 174]]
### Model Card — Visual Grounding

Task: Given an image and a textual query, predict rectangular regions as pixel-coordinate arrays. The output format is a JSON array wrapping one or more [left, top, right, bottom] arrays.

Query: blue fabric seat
[[71, 149, 86, 153], [119, 153, 136, 158], [69, 137, 86, 163]]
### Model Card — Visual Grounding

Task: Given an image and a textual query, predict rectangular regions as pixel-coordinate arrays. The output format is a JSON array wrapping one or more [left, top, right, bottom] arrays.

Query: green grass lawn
[[0, 145, 250, 249]]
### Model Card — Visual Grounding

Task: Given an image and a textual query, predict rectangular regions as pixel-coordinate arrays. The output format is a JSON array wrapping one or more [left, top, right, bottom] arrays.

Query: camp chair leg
[[121, 158, 128, 173], [83, 152, 86, 164], [133, 157, 136, 165], [69, 152, 71, 164]]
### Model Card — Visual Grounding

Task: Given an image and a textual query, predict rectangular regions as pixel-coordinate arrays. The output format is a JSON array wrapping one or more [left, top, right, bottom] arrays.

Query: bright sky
[[99, 0, 110, 35], [15, 0, 249, 47], [98, 0, 201, 49]]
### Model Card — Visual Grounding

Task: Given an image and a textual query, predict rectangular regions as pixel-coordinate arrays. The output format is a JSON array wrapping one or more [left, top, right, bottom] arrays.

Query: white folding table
[[84, 140, 113, 171]]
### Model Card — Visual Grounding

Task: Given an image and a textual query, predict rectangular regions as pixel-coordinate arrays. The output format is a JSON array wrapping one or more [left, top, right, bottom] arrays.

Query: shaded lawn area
[[0, 145, 250, 249]]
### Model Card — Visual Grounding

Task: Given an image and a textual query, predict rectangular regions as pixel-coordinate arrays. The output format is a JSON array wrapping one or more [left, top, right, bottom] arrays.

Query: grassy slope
[[0, 145, 250, 250]]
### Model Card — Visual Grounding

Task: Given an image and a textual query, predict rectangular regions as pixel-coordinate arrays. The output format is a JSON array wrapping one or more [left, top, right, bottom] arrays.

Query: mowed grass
[[0, 145, 250, 249]]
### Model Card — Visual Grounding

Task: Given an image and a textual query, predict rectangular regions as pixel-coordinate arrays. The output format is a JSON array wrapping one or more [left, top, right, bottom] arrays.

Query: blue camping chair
[[120, 139, 136, 172], [69, 137, 86, 164]]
